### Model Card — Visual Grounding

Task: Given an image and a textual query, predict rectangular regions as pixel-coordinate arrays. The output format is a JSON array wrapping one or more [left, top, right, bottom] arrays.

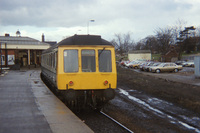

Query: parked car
[[126, 61, 136, 68], [139, 62, 150, 71], [129, 61, 143, 69], [182, 61, 194, 67], [120, 61, 130, 66], [147, 62, 161, 72], [175, 60, 186, 65], [143, 62, 156, 72], [149, 63, 183, 73]]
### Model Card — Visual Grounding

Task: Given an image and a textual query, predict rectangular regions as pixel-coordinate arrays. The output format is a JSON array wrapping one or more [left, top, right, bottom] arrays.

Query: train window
[[81, 50, 96, 72], [64, 50, 78, 73], [98, 50, 112, 72]]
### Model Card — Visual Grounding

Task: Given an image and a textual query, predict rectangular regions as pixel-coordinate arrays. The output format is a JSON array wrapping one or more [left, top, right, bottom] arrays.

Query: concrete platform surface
[[0, 69, 93, 133]]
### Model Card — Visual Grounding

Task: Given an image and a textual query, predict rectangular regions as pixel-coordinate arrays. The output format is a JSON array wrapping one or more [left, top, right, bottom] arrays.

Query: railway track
[[73, 109, 133, 133], [100, 111, 134, 133]]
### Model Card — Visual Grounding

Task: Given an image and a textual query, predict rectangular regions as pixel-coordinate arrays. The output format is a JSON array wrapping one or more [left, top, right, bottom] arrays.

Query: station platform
[[0, 69, 93, 133]]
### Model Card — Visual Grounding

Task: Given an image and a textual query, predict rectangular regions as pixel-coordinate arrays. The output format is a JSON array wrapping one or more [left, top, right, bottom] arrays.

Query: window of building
[[64, 50, 78, 72]]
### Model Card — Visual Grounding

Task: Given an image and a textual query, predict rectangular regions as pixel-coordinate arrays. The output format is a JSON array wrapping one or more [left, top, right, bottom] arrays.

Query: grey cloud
[[0, 0, 197, 30], [0, 0, 96, 27]]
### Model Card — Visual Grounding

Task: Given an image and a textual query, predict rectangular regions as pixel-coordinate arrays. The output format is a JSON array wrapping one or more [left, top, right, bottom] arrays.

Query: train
[[41, 35, 117, 109]]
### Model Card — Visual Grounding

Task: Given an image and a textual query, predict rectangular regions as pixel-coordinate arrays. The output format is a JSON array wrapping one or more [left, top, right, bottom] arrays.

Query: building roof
[[0, 36, 50, 45], [44, 41, 57, 46], [129, 50, 151, 54]]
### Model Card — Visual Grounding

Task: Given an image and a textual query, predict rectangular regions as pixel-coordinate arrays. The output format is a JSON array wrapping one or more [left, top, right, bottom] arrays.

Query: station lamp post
[[87, 20, 95, 34]]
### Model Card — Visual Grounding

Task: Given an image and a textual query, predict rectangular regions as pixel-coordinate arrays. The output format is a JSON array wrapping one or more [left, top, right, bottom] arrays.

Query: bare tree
[[111, 33, 135, 55], [173, 20, 187, 59], [134, 40, 145, 50], [143, 35, 159, 53], [173, 19, 187, 39], [155, 27, 175, 55]]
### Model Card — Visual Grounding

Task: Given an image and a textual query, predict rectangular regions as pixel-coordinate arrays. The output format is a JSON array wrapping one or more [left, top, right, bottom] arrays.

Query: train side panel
[[41, 50, 58, 88]]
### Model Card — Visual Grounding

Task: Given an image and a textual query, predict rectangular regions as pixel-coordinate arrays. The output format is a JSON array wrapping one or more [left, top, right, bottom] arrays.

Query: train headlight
[[104, 80, 108, 86], [69, 81, 74, 86]]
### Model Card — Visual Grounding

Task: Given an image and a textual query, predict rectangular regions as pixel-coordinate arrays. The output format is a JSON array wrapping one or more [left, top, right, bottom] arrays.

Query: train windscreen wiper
[[98, 47, 106, 59]]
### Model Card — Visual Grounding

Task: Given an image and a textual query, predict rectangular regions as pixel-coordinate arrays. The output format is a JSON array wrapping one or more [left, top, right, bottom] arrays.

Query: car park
[[149, 63, 183, 73]]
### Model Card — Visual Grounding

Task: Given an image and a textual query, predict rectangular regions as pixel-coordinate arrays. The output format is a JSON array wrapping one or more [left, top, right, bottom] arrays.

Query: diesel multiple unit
[[41, 35, 117, 109]]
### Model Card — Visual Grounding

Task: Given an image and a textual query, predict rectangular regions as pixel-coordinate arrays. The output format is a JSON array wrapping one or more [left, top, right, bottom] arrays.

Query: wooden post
[[28, 49, 30, 69], [34, 50, 37, 68]]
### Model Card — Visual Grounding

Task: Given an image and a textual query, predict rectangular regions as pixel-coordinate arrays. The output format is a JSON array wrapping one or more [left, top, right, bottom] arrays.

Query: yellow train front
[[41, 35, 117, 109]]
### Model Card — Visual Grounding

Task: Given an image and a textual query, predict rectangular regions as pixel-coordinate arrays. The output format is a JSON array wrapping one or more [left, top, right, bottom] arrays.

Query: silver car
[[150, 63, 183, 73]]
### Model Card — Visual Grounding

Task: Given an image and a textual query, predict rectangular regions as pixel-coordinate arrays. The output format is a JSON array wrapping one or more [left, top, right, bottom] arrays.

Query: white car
[[182, 61, 194, 67]]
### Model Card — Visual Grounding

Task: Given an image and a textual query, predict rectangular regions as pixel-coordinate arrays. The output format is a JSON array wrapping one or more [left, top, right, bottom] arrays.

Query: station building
[[128, 50, 152, 61], [0, 31, 53, 69]]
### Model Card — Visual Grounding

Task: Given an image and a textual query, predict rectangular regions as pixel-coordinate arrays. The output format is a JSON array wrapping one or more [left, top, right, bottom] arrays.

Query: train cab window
[[64, 50, 78, 73], [98, 50, 112, 72], [81, 50, 96, 72]]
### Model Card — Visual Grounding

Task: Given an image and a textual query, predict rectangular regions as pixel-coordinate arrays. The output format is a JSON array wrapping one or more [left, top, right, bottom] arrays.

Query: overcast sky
[[0, 0, 200, 42]]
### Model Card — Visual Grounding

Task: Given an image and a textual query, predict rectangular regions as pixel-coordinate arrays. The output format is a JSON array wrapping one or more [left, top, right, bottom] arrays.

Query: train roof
[[42, 35, 113, 54], [59, 35, 112, 46]]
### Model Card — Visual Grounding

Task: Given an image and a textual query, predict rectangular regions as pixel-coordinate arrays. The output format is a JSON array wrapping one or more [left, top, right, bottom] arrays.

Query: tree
[[173, 20, 200, 57], [177, 26, 198, 56], [134, 35, 158, 52], [174, 20, 188, 59], [143, 35, 159, 53], [134, 40, 145, 50], [195, 27, 200, 36], [111, 33, 135, 55], [154, 27, 175, 55]]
